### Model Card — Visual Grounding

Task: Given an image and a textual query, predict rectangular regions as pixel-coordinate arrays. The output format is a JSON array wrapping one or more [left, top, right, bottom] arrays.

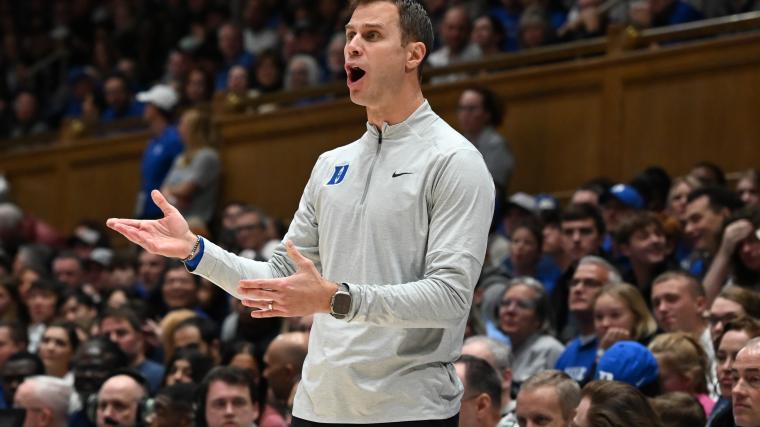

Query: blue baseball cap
[[602, 184, 644, 210], [595, 341, 659, 389]]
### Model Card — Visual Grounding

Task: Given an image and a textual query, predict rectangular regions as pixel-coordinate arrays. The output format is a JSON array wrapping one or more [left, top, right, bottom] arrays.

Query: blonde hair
[[178, 108, 217, 164], [648, 332, 709, 394], [594, 283, 658, 341]]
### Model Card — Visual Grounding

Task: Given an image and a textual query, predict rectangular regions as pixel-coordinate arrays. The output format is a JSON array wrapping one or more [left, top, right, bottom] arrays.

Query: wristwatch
[[330, 283, 352, 319]]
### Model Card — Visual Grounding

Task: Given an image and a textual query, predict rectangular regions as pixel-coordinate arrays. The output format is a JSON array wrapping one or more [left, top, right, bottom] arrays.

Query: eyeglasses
[[500, 298, 536, 310]]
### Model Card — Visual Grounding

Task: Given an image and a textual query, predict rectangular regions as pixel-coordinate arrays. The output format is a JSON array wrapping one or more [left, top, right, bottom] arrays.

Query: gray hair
[[519, 370, 581, 421], [463, 335, 513, 372], [0, 202, 22, 230], [286, 54, 322, 89], [578, 255, 622, 285], [26, 375, 73, 421], [504, 276, 553, 333]]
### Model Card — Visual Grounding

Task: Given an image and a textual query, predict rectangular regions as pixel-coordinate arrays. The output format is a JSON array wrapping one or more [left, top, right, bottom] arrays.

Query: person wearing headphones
[[95, 370, 148, 427]]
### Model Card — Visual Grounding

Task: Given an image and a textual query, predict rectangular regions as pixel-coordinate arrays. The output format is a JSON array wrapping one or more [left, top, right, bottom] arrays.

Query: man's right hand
[[106, 189, 197, 259]]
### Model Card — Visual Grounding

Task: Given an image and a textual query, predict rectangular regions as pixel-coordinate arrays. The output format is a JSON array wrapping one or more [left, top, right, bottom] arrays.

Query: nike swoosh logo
[[392, 172, 413, 178]]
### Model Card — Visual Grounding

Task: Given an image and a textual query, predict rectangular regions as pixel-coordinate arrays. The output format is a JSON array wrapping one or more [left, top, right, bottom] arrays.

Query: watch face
[[333, 292, 351, 315]]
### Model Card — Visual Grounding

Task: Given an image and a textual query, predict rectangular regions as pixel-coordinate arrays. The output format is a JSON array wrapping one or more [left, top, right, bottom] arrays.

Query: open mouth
[[347, 66, 366, 83]]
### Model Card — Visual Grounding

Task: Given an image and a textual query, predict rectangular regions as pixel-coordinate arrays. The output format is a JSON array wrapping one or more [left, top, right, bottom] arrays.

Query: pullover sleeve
[[346, 148, 494, 328]]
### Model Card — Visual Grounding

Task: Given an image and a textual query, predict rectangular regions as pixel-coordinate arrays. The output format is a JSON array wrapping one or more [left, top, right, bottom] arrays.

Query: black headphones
[[86, 368, 152, 427]]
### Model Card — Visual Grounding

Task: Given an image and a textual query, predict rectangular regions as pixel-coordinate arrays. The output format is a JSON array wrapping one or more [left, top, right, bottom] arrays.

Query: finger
[[151, 190, 181, 218], [106, 218, 146, 230], [241, 298, 276, 309], [285, 240, 315, 271], [250, 307, 286, 318], [238, 278, 283, 290], [237, 288, 281, 301]]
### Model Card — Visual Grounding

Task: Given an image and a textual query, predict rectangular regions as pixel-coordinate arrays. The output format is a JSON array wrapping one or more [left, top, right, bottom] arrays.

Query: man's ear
[[405, 41, 426, 73], [475, 393, 492, 416]]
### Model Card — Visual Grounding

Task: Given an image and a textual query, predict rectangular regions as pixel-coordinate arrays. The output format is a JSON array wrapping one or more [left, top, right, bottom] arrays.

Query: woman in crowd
[[161, 108, 221, 225], [666, 175, 701, 222], [163, 347, 214, 386], [183, 67, 215, 108], [593, 283, 658, 353], [496, 277, 564, 385], [38, 320, 80, 383], [24, 279, 62, 352], [648, 332, 715, 416], [706, 286, 760, 340]]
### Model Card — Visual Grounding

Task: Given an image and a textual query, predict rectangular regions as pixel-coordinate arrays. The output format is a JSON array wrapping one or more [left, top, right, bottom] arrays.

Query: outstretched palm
[[106, 190, 196, 258]]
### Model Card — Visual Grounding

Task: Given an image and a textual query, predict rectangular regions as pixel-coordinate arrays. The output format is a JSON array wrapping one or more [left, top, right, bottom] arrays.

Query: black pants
[[292, 414, 459, 427]]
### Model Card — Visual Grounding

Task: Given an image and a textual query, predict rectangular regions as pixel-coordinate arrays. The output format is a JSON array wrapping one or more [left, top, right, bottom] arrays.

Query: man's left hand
[[238, 240, 338, 318]]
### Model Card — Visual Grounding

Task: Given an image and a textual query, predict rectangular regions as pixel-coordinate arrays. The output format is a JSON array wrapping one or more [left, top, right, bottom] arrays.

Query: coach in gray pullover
[[107, 0, 494, 424]]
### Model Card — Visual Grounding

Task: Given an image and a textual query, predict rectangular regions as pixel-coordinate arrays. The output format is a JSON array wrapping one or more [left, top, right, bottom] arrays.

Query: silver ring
[[268, 302, 273, 311]]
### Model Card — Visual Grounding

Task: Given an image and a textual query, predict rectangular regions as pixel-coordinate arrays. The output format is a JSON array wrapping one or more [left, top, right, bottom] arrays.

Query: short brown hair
[[349, 0, 434, 80], [614, 211, 664, 246], [581, 380, 664, 427], [519, 370, 580, 421], [650, 392, 706, 427], [652, 270, 705, 299]]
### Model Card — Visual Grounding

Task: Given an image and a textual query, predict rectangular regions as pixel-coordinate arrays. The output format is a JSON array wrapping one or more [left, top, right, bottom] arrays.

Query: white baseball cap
[[136, 84, 179, 111]]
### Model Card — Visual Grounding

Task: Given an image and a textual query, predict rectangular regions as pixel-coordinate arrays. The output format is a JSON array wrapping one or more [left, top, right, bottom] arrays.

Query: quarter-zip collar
[[365, 100, 438, 142]]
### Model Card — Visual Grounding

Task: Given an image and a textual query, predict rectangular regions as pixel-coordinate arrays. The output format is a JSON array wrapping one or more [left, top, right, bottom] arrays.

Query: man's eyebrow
[[345, 23, 385, 30]]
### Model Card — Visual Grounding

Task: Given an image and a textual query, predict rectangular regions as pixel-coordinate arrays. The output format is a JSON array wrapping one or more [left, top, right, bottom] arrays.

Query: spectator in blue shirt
[[101, 73, 144, 123], [135, 84, 184, 219], [215, 23, 255, 90]]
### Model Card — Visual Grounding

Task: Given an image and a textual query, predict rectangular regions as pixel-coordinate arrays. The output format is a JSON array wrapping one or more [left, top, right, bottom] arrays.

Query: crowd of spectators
[[2, 0, 757, 141], [1, 104, 760, 425]]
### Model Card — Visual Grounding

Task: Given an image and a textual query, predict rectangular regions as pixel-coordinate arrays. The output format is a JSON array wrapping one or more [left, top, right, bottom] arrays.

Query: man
[[51, 252, 86, 290], [171, 316, 221, 364], [234, 206, 274, 260], [456, 87, 514, 193], [198, 366, 259, 427], [1, 352, 45, 408], [682, 187, 741, 278], [651, 270, 717, 396], [101, 74, 143, 122], [107, 0, 494, 425], [137, 250, 168, 294], [71, 337, 129, 426], [555, 256, 621, 382], [99, 307, 164, 393], [455, 355, 502, 427], [427, 6, 481, 82], [262, 332, 308, 422], [134, 84, 183, 219], [14, 376, 72, 427], [515, 370, 580, 427], [461, 335, 515, 426], [614, 212, 670, 304], [732, 337, 760, 427], [95, 372, 148, 427], [162, 261, 201, 312]]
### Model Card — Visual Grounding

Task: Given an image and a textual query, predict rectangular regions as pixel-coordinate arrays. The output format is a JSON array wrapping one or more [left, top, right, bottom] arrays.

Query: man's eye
[[365, 32, 379, 40]]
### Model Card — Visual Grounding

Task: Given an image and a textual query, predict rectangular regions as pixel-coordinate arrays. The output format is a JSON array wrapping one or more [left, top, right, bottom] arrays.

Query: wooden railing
[[1, 12, 760, 236]]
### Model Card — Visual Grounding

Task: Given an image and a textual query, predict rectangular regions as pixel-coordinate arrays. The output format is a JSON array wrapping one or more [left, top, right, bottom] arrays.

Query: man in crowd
[[99, 307, 164, 393], [682, 187, 741, 278], [172, 316, 221, 364], [162, 261, 202, 312], [515, 370, 580, 427], [555, 256, 621, 382], [198, 366, 259, 427], [262, 332, 309, 423], [51, 251, 86, 290], [732, 338, 760, 427], [235, 206, 275, 261], [455, 355, 503, 427], [461, 335, 515, 425], [428, 6, 481, 82], [614, 212, 670, 304], [14, 376, 72, 427], [95, 371, 148, 427], [101, 74, 143, 122]]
